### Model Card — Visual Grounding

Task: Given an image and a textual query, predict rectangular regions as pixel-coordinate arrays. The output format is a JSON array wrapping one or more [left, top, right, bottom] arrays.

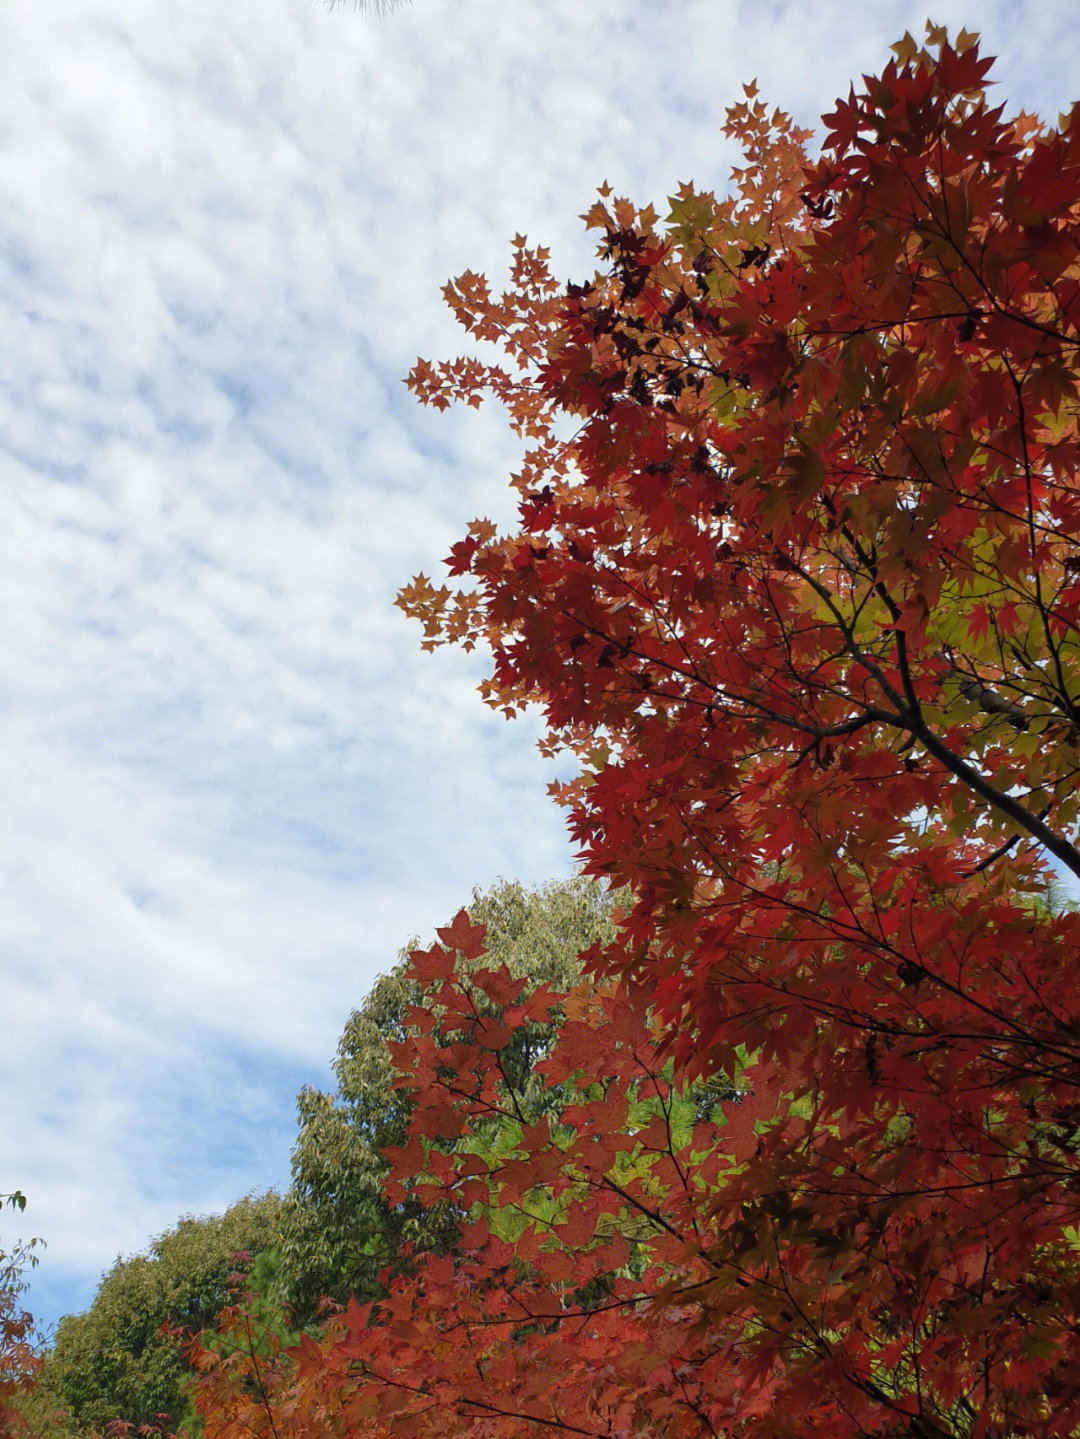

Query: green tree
[[39, 1193, 282, 1434], [275, 877, 620, 1320]]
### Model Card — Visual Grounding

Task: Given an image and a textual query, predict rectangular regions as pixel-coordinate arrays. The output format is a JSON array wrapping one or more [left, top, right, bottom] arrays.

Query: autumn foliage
[[0, 1292, 40, 1439], [192, 27, 1080, 1439]]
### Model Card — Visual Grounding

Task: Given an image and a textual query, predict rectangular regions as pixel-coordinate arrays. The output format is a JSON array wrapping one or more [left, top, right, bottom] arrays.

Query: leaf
[[436, 909, 489, 959]]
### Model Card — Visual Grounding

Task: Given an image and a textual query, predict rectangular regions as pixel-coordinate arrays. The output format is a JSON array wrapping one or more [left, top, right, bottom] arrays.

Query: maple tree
[[191, 25, 1080, 1439]]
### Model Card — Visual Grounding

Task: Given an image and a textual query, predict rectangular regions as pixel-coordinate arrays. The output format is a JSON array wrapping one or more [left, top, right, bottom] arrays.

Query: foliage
[[275, 878, 620, 1321], [0, 1193, 44, 1313], [1, 1193, 43, 1439], [189, 924, 755, 1439], [194, 24, 1080, 1439], [38, 1195, 282, 1435], [395, 25, 1080, 1433]]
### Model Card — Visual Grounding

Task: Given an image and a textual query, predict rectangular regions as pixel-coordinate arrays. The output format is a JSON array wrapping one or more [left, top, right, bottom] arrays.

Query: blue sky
[[3, 0, 1079, 1337]]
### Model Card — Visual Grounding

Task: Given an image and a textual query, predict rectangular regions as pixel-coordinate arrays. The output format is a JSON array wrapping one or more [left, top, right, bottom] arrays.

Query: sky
[[3, 0, 1079, 1338]]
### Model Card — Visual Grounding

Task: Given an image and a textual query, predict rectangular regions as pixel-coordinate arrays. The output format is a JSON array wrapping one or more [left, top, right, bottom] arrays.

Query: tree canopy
[[191, 26, 1080, 1438], [39, 1194, 282, 1434]]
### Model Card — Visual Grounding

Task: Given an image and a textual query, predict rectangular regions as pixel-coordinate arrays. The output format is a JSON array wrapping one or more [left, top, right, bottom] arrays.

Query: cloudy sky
[[3, 0, 1079, 1336]]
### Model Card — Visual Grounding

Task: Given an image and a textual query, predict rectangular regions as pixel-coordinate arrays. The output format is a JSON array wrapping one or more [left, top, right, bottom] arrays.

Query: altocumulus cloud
[[1, 0, 1078, 1332]]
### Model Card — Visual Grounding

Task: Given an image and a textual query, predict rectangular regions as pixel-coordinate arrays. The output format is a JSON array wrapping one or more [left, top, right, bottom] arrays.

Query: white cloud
[[2, 0, 1078, 1332]]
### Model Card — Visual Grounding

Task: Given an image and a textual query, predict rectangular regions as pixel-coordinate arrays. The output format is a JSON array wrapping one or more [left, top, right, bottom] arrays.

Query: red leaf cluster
[[0, 1291, 41, 1439]]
